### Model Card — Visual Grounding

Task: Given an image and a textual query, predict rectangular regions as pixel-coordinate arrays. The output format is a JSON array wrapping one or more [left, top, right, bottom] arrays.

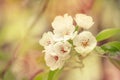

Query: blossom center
[[54, 56, 59, 61], [81, 39, 89, 48], [61, 47, 67, 53], [62, 31, 69, 36], [47, 41, 51, 45]]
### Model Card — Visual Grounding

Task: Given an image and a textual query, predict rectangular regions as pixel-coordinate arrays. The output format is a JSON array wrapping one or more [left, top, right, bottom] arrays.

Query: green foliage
[[96, 28, 120, 42], [34, 72, 48, 80], [34, 69, 61, 80], [99, 41, 120, 70], [3, 70, 15, 80], [48, 70, 57, 80], [101, 41, 120, 55], [47, 69, 61, 80]]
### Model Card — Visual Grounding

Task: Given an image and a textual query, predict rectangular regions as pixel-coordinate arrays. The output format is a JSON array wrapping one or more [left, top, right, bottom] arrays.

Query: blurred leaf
[[34, 74, 43, 80], [47, 69, 61, 80], [109, 58, 120, 70], [101, 41, 120, 55], [34, 72, 48, 80], [0, 51, 9, 61], [96, 28, 120, 42], [48, 70, 56, 80], [3, 69, 15, 80]]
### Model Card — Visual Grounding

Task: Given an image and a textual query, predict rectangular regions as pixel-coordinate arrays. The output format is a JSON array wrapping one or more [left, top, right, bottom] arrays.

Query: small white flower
[[52, 14, 73, 30], [44, 41, 71, 70], [44, 45, 56, 56], [45, 41, 71, 59], [39, 31, 55, 47], [73, 31, 97, 56], [75, 14, 94, 29], [52, 14, 75, 41], [44, 53, 65, 70], [54, 41, 71, 58]]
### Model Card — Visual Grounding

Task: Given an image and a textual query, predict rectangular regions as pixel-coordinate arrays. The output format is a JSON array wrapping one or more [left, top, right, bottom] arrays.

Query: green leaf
[[96, 28, 120, 42], [34, 73, 43, 80], [34, 72, 48, 80], [101, 41, 120, 55], [109, 58, 120, 70], [47, 69, 61, 80]]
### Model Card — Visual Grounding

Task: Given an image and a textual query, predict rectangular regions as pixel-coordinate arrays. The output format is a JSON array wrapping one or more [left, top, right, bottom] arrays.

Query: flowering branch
[[39, 13, 96, 70], [39, 13, 120, 79]]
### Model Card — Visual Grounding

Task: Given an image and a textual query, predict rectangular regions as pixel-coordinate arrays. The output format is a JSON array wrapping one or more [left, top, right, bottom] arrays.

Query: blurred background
[[0, 0, 120, 80]]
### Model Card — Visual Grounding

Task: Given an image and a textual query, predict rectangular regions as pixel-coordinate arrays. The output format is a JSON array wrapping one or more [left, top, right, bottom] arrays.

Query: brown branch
[[0, 59, 13, 78]]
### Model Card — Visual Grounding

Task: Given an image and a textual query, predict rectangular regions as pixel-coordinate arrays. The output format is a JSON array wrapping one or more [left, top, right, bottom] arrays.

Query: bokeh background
[[0, 0, 120, 80]]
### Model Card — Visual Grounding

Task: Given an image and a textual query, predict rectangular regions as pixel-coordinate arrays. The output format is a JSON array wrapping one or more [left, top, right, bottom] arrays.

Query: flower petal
[[73, 31, 97, 56], [39, 31, 55, 47], [75, 14, 94, 29]]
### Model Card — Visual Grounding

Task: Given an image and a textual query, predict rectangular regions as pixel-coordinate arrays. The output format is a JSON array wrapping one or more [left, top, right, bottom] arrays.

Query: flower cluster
[[39, 14, 97, 70]]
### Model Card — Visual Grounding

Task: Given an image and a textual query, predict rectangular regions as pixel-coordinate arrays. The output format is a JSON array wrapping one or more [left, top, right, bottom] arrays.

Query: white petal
[[73, 35, 80, 47], [50, 60, 65, 71], [44, 45, 57, 56], [75, 14, 94, 29], [39, 31, 55, 47], [45, 54, 56, 68], [71, 31, 78, 40], [44, 53, 65, 71], [54, 41, 71, 58], [52, 14, 75, 41], [53, 26, 76, 41], [73, 31, 97, 56], [52, 14, 73, 30]]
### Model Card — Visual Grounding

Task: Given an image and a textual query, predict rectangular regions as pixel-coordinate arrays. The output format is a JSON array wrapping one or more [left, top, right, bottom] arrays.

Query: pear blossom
[[45, 41, 71, 58], [44, 41, 71, 70], [44, 45, 57, 56], [75, 14, 94, 29], [39, 13, 98, 71], [52, 14, 76, 41], [54, 41, 71, 58], [73, 31, 97, 56], [39, 31, 55, 47], [44, 53, 65, 70]]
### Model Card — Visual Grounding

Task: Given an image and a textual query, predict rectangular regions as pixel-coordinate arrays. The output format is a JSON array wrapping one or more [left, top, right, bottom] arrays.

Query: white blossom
[[39, 31, 55, 47], [54, 41, 71, 58], [44, 41, 71, 70], [45, 41, 71, 59], [73, 31, 97, 56], [39, 13, 97, 71], [52, 14, 76, 41], [44, 45, 56, 55], [75, 14, 94, 29], [45, 53, 65, 70]]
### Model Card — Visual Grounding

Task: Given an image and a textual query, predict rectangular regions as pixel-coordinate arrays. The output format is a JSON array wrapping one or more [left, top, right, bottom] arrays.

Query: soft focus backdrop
[[0, 0, 120, 80]]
